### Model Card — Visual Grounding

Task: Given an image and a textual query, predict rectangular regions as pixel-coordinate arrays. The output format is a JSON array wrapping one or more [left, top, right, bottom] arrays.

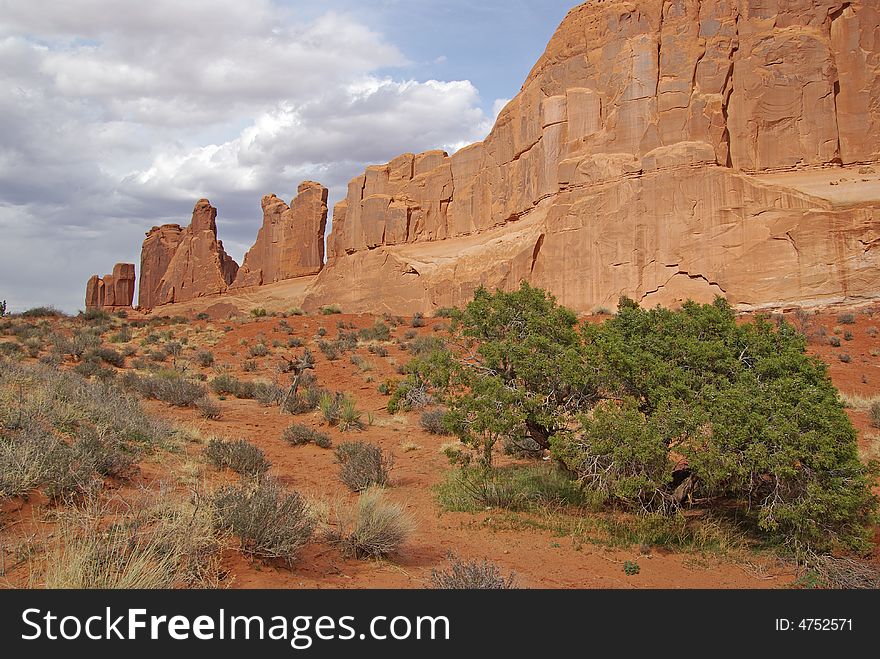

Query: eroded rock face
[[85, 263, 136, 310], [139, 224, 185, 309], [232, 181, 328, 289], [138, 200, 238, 308], [309, 0, 880, 313], [156, 199, 239, 305]]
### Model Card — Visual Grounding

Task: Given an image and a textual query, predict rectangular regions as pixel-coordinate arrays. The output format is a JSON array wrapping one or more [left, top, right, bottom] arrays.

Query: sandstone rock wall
[[232, 181, 328, 289], [85, 263, 136, 310], [138, 200, 239, 308], [309, 0, 880, 313], [139, 224, 185, 309]]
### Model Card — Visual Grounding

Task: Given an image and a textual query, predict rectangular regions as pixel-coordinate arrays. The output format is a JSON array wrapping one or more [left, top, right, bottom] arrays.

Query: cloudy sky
[[0, 0, 575, 312]]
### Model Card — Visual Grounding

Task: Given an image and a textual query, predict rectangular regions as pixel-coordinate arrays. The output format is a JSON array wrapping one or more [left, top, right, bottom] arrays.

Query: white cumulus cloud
[[0, 0, 496, 311]]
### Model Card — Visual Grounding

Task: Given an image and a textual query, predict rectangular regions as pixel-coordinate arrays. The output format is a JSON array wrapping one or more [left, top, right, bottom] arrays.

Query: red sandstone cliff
[[140, 200, 239, 307], [231, 181, 328, 289], [85, 263, 136, 310], [304, 0, 880, 314], [105, 0, 880, 315]]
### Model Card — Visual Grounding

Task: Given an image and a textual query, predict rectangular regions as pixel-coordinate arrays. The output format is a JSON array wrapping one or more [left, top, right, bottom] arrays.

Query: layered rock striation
[[232, 181, 329, 289], [306, 0, 880, 313], [97, 0, 880, 316], [139, 200, 239, 308], [139, 224, 185, 309], [85, 263, 136, 310]]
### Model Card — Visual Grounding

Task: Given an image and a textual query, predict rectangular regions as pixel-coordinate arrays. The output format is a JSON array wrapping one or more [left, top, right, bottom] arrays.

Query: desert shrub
[[210, 374, 257, 399], [870, 401, 880, 429], [195, 350, 215, 367], [22, 306, 63, 318], [623, 560, 641, 576], [248, 343, 269, 358], [317, 340, 339, 361], [303, 383, 326, 408], [335, 441, 392, 492], [435, 464, 586, 512], [241, 360, 257, 373], [251, 308, 268, 318], [81, 308, 109, 322], [282, 424, 331, 448], [552, 399, 672, 511], [839, 353, 852, 363], [73, 358, 116, 381], [417, 286, 877, 552], [319, 393, 364, 431], [327, 488, 413, 558], [204, 438, 270, 476], [288, 307, 305, 316], [282, 386, 322, 415], [196, 396, 222, 420], [336, 330, 359, 352], [844, 331, 854, 341], [253, 381, 283, 406], [196, 312, 210, 321], [435, 307, 458, 319], [803, 554, 880, 589], [42, 496, 223, 588], [557, 297, 877, 551], [320, 305, 342, 315], [368, 344, 389, 357], [109, 326, 133, 343], [829, 336, 842, 347], [314, 433, 332, 449], [41, 450, 102, 501], [57, 329, 101, 359], [1, 361, 173, 451], [151, 374, 206, 407], [359, 322, 391, 342], [406, 336, 444, 357], [22, 338, 42, 358], [39, 352, 62, 367], [147, 348, 168, 362], [73, 427, 137, 480], [838, 312, 856, 325], [213, 478, 313, 564], [209, 373, 238, 395], [411, 312, 426, 328], [287, 338, 303, 348], [0, 342, 23, 356], [0, 427, 57, 498], [431, 556, 517, 589], [420, 409, 451, 435], [387, 377, 433, 414], [89, 346, 125, 367], [1, 424, 137, 502], [337, 396, 364, 431]]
